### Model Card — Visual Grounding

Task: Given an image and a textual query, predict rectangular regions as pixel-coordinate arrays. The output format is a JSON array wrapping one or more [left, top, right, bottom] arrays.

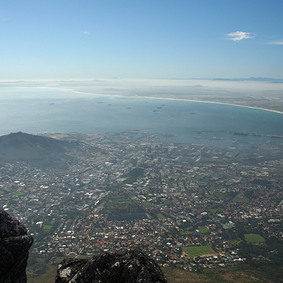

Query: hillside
[[27, 258, 281, 283], [0, 132, 76, 168]]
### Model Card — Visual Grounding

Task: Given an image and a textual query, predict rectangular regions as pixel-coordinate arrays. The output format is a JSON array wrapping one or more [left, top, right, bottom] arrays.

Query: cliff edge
[[0, 210, 33, 283]]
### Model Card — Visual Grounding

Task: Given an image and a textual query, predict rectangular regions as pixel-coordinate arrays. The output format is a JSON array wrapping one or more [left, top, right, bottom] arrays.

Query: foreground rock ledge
[[0, 209, 33, 283], [55, 250, 169, 283]]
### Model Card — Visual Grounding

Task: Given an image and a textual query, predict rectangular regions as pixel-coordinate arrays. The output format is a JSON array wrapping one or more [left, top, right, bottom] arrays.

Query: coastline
[[106, 93, 283, 115], [59, 87, 283, 115], [2, 85, 283, 115], [62, 89, 283, 115]]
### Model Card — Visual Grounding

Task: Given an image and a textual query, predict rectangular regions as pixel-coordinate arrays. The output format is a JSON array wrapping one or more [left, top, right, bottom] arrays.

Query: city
[[1, 131, 283, 278]]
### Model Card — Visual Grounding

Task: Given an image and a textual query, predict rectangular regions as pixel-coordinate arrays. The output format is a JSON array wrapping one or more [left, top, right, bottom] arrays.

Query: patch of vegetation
[[183, 245, 216, 259], [43, 225, 52, 231], [204, 202, 225, 213], [203, 264, 280, 283], [157, 213, 166, 219], [208, 208, 224, 213], [142, 201, 152, 207], [0, 132, 77, 169], [15, 191, 26, 196], [103, 193, 144, 216], [232, 196, 249, 203], [27, 255, 58, 283], [259, 264, 283, 282], [122, 168, 144, 184], [214, 192, 226, 199], [206, 191, 238, 201], [162, 267, 213, 283], [205, 194, 217, 200], [199, 227, 210, 233], [231, 239, 242, 245], [245, 234, 265, 243]]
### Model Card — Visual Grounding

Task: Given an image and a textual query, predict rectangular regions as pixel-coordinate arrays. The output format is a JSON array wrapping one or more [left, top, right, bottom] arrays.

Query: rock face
[[55, 250, 168, 283], [0, 210, 33, 283]]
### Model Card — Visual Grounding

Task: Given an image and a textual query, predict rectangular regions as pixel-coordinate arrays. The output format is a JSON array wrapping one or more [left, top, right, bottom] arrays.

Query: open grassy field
[[183, 245, 216, 259], [157, 213, 166, 219], [244, 233, 265, 243], [214, 192, 227, 199], [43, 225, 52, 231], [232, 196, 249, 203], [142, 201, 152, 207], [205, 191, 238, 202], [15, 191, 26, 196], [199, 227, 210, 233], [205, 194, 218, 200], [104, 193, 144, 216]]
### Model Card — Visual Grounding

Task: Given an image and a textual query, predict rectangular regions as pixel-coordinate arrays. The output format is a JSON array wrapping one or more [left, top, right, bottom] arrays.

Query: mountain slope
[[0, 132, 76, 168]]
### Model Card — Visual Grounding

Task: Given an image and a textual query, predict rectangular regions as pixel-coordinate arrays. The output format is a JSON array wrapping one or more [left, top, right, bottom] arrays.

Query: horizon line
[[0, 77, 283, 83]]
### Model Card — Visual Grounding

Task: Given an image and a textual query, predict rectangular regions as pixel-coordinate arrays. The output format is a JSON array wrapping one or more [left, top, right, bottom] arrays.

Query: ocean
[[1, 89, 283, 147]]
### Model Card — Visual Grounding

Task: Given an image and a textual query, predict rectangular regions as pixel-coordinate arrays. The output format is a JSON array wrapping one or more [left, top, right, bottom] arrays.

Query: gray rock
[[55, 250, 168, 283]]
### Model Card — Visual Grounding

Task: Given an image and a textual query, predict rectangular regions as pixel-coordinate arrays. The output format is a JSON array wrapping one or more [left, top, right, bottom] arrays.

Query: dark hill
[[0, 132, 76, 168]]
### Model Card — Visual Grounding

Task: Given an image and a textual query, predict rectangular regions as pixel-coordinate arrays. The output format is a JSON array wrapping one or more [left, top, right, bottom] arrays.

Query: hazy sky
[[1, 0, 283, 80]]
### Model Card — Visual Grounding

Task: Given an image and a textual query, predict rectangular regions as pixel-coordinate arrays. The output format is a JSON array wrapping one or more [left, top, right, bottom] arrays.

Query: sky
[[1, 0, 283, 80]]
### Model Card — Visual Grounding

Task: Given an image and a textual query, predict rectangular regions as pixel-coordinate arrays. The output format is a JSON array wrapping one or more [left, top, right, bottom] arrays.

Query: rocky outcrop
[[0, 210, 33, 283], [55, 250, 168, 283]]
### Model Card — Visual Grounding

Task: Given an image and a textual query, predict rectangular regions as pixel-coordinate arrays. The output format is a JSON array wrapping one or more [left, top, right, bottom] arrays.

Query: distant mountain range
[[0, 132, 76, 168], [211, 77, 283, 83], [163, 77, 283, 83]]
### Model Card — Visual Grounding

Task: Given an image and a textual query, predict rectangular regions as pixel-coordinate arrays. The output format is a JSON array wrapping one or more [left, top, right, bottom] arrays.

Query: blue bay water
[[0, 90, 283, 147]]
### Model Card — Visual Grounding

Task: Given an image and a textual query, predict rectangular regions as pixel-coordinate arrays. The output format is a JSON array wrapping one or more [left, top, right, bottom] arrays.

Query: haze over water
[[1, 88, 283, 147]]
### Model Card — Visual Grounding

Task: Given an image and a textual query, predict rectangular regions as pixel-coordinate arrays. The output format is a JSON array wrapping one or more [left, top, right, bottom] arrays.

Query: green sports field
[[183, 245, 216, 259], [198, 227, 210, 233], [244, 234, 265, 243]]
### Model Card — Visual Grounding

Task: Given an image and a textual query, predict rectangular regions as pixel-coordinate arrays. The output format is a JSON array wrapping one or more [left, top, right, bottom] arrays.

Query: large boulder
[[0, 210, 33, 283], [55, 250, 168, 283]]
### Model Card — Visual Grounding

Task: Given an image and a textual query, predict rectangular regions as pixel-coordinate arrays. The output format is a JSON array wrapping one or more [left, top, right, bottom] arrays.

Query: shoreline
[[65, 90, 283, 115], [2, 85, 283, 115], [105, 93, 283, 115], [60, 88, 283, 115]]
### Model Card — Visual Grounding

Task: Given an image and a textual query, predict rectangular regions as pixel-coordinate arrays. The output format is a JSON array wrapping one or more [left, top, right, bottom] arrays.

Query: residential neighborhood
[[1, 132, 283, 271]]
